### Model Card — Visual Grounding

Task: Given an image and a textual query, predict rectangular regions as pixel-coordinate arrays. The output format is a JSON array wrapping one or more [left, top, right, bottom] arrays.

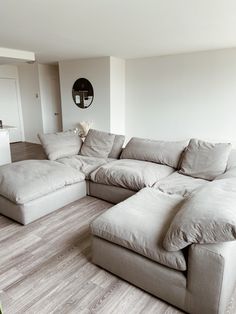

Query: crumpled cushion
[[57, 155, 114, 178], [0, 160, 85, 204], [38, 130, 82, 161], [163, 177, 236, 251], [91, 187, 186, 271], [90, 159, 174, 191], [154, 172, 208, 197]]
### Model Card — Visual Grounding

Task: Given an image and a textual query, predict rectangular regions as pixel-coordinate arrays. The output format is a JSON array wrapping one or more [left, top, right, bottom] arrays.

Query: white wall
[[110, 57, 125, 135], [18, 63, 43, 143], [59, 57, 111, 131], [0, 65, 24, 142], [126, 48, 236, 144]]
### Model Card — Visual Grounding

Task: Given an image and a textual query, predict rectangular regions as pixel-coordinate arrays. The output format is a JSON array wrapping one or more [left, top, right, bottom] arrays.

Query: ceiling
[[1, 0, 236, 63]]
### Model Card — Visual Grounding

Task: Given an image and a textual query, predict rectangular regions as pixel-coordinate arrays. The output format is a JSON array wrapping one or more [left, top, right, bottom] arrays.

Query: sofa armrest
[[186, 241, 236, 314]]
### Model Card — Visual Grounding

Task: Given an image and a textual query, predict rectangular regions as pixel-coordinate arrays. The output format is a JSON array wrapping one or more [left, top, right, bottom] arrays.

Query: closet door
[[0, 78, 23, 142]]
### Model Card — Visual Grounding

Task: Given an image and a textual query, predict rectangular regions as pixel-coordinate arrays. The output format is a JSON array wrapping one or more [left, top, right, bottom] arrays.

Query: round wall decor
[[72, 78, 94, 109]]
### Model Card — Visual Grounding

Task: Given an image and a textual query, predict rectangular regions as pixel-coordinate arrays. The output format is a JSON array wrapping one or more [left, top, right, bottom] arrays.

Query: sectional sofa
[[0, 129, 236, 314]]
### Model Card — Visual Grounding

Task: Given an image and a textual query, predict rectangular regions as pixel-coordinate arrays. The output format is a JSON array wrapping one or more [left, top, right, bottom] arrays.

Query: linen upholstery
[[121, 137, 188, 168], [89, 182, 136, 204], [108, 134, 125, 159], [92, 237, 187, 312], [80, 129, 115, 158], [215, 166, 236, 180], [0, 181, 86, 225], [227, 148, 236, 169], [90, 159, 174, 191], [187, 241, 236, 314], [163, 178, 236, 251], [91, 188, 186, 271], [0, 160, 84, 204], [38, 130, 82, 161], [57, 155, 114, 178], [179, 138, 232, 180], [154, 172, 208, 197]]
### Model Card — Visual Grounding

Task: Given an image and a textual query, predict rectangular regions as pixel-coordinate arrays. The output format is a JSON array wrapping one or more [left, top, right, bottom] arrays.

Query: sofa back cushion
[[108, 134, 125, 159], [38, 130, 82, 161], [227, 149, 236, 170], [120, 137, 188, 169], [80, 129, 115, 158], [179, 139, 232, 180], [163, 178, 236, 251]]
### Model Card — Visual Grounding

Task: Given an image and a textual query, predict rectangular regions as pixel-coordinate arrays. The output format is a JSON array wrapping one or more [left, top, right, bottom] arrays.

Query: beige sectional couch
[[0, 129, 236, 313]]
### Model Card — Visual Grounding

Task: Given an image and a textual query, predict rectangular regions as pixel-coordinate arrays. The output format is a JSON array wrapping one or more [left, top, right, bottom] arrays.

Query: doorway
[[0, 78, 23, 142]]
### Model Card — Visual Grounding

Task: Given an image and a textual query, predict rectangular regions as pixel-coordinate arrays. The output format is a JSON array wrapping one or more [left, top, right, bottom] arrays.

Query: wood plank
[[0, 196, 186, 314]]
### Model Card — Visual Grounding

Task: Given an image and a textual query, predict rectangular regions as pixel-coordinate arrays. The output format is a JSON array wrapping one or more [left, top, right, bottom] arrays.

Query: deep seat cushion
[[0, 160, 85, 204], [38, 130, 82, 161], [121, 137, 188, 168], [179, 138, 232, 180], [90, 159, 174, 191], [57, 155, 115, 178], [154, 172, 208, 197], [91, 188, 186, 271], [80, 129, 115, 158]]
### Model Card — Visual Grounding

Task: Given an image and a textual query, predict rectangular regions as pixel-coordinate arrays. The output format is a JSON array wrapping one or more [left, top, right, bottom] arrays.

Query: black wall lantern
[[72, 78, 94, 109]]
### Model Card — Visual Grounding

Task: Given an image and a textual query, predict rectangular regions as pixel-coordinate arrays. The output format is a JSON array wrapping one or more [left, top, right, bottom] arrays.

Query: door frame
[[0, 65, 25, 142]]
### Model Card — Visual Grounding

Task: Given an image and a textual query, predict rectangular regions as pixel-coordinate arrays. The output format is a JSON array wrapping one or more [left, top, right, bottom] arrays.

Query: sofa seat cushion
[[154, 172, 208, 197], [57, 155, 114, 178], [0, 160, 85, 204], [90, 188, 186, 271], [90, 159, 174, 191]]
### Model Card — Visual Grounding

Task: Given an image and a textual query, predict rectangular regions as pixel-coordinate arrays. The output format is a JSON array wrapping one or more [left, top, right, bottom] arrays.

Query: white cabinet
[[0, 128, 12, 166]]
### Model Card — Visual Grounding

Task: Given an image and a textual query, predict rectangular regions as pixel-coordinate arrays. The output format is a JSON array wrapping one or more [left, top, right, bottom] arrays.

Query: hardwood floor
[[10, 142, 46, 162], [0, 197, 183, 314]]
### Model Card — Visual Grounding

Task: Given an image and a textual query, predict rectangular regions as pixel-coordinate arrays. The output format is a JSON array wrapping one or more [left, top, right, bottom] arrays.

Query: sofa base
[[0, 181, 86, 225], [89, 182, 136, 204], [92, 236, 187, 312]]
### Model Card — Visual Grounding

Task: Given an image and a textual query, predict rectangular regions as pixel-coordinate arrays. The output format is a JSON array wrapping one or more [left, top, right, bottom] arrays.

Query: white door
[[42, 77, 62, 134], [0, 78, 23, 142]]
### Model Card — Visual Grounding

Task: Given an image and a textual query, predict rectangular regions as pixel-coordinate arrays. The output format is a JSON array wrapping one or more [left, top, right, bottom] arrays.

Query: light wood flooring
[[2, 142, 234, 313], [0, 197, 184, 314]]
